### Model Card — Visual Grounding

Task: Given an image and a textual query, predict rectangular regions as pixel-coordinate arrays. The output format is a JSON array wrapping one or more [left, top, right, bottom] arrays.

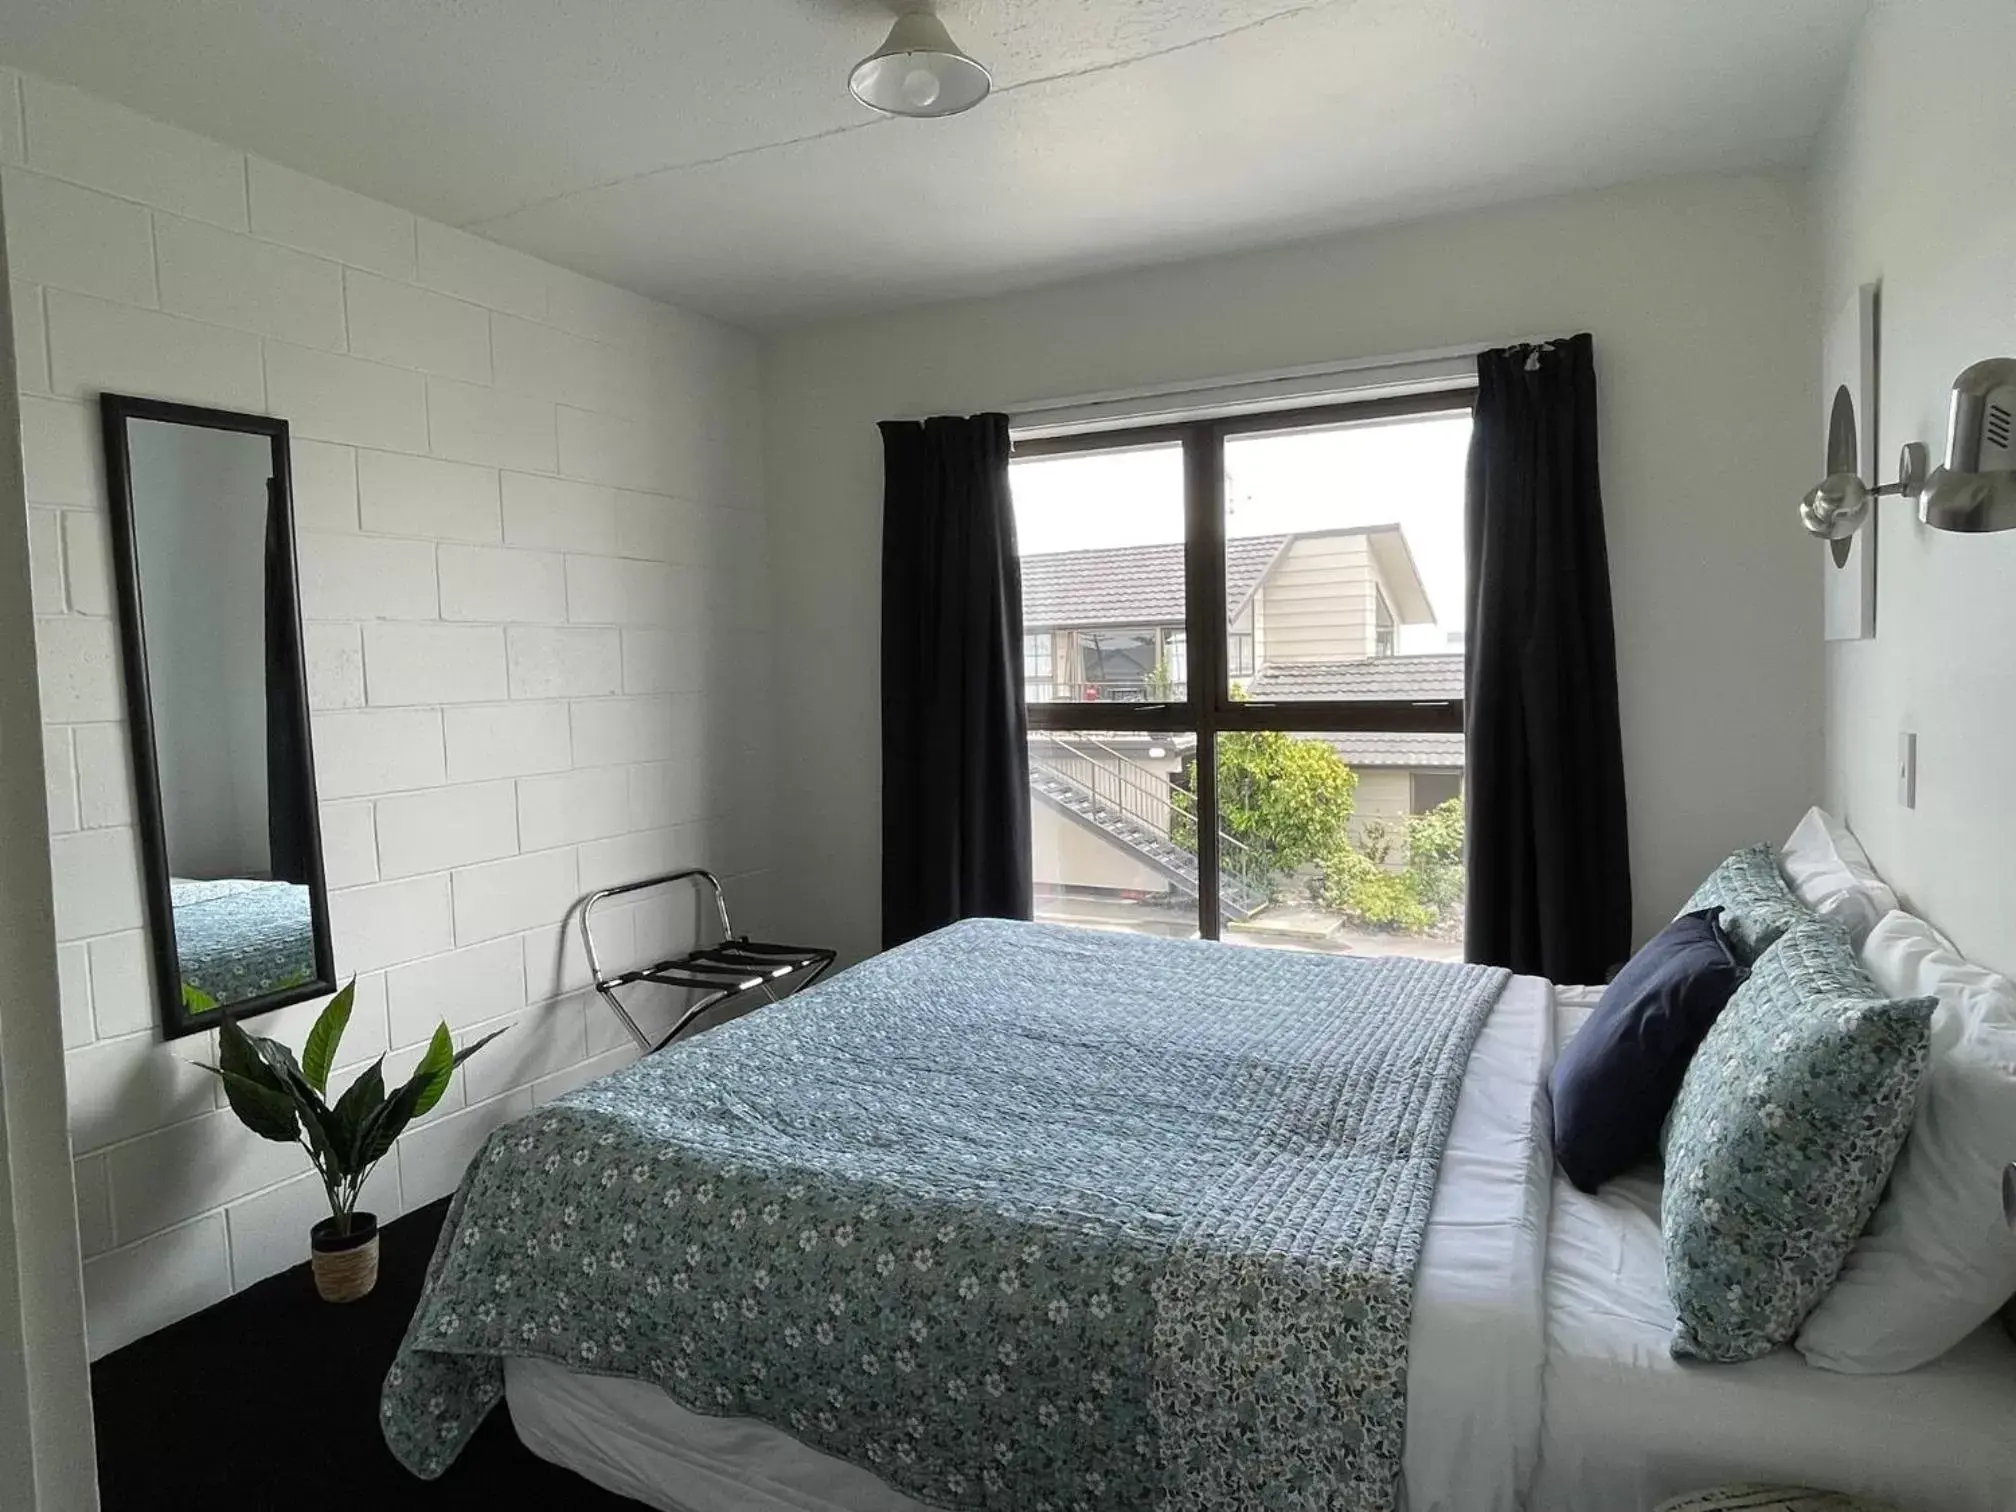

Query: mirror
[[101, 395, 334, 1038]]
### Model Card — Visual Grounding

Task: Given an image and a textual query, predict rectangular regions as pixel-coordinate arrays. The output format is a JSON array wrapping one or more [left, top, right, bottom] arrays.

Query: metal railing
[[1027, 735, 1273, 916], [1025, 678, 1187, 705]]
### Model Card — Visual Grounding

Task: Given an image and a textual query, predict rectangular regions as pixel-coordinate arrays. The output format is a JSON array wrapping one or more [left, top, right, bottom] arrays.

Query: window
[[1011, 395, 1472, 957], [1163, 631, 1188, 698], [1227, 631, 1255, 680], [1411, 771, 1462, 813], [1077, 628, 1159, 700], [1023, 632, 1053, 701]]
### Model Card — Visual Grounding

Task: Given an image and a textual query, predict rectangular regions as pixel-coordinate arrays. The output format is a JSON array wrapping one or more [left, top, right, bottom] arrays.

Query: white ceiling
[[0, 0, 1869, 329]]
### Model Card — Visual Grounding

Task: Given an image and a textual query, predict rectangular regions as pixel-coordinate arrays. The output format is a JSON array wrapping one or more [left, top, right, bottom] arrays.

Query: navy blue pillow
[[1550, 909, 1746, 1194]]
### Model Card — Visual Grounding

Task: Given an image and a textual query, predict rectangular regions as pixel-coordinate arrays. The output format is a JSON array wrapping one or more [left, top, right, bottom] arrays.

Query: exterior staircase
[[1027, 739, 1272, 919]]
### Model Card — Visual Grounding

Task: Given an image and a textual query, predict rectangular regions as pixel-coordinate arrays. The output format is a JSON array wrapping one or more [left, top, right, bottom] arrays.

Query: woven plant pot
[[310, 1213, 380, 1304]]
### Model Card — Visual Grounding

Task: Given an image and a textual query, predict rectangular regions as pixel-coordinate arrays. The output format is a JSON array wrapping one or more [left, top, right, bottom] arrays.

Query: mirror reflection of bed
[[167, 878, 315, 1013], [106, 398, 333, 1030]]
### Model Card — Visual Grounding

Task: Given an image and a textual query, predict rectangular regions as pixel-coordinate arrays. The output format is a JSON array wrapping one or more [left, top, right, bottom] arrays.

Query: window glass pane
[[1023, 632, 1054, 701], [1011, 442, 1185, 704], [1030, 731, 1200, 940], [1223, 413, 1471, 700], [1228, 631, 1254, 679], [1211, 730, 1465, 960], [1076, 628, 1160, 700]]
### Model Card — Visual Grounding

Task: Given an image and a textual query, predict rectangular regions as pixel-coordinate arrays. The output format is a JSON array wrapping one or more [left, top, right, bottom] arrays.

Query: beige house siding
[[1029, 741, 1190, 896], [1349, 769, 1413, 856], [1252, 535, 1380, 664], [1031, 806, 1175, 894]]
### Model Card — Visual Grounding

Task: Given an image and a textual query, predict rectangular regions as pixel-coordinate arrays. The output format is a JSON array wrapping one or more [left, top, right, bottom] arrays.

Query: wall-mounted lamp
[[1799, 440, 1927, 543], [1801, 357, 2016, 540], [1918, 359, 2016, 533]]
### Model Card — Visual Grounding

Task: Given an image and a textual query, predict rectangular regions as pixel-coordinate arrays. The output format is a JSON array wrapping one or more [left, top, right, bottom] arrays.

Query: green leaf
[[300, 979, 357, 1095], [330, 1058, 387, 1170], [406, 1023, 457, 1121], [182, 981, 218, 1014], [360, 1024, 509, 1164], [294, 1088, 347, 1180], [211, 1066, 300, 1143], [419, 1026, 509, 1120], [447, 1027, 508, 1073], [219, 1015, 287, 1095], [214, 1017, 305, 1143], [234, 1025, 346, 1178], [357, 1078, 428, 1167]]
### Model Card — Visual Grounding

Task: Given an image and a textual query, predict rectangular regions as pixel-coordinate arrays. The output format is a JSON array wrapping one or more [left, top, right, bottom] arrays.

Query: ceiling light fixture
[[849, 10, 991, 119]]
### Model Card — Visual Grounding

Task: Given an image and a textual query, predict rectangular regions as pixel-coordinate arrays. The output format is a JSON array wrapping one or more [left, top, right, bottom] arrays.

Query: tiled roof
[[1244, 653, 1465, 702], [1020, 536, 1285, 628], [1325, 731, 1466, 770]]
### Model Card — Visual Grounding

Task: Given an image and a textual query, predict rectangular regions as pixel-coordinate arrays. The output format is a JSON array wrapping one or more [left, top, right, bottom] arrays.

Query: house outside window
[[1228, 631, 1255, 680], [1010, 397, 1471, 960], [1078, 628, 1158, 700], [1161, 631, 1188, 699], [1023, 632, 1054, 701]]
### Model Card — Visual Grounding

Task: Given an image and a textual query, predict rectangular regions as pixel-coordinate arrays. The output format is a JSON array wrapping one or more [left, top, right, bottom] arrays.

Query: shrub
[[1404, 797, 1466, 913], [1320, 845, 1434, 933]]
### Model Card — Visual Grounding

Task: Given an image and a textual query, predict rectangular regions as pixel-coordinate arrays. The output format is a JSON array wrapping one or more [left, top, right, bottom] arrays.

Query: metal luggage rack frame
[[580, 868, 835, 1054]]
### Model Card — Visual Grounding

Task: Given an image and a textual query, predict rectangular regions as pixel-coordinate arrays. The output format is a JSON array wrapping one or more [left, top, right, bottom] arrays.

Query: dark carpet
[[91, 1198, 645, 1510]]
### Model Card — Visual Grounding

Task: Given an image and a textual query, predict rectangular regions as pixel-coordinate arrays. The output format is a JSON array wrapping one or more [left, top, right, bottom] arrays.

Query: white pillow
[[1778, 807, 1897, 947], [1795, 909, 2016, 1373]]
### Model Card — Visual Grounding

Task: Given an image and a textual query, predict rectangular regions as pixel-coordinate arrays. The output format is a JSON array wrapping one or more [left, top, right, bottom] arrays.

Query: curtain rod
[[890, 336, 1553, 434]]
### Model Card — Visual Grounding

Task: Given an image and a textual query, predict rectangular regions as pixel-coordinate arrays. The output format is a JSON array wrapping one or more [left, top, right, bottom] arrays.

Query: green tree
[[1175, 730, 1359, 879], [1141, 656, 1179, 701], [1404, 796, 1466, 912]]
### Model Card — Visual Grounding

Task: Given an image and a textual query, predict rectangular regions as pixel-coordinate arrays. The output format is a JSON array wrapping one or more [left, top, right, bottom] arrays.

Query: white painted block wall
[[1, 68, 780, 1357], [1813, 1, 2016, 980]]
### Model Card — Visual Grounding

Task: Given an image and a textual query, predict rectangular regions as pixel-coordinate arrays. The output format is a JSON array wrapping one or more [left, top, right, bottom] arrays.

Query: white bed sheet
[[507, 970, 1561, 1512], [1534, 990, 2016, 1512]]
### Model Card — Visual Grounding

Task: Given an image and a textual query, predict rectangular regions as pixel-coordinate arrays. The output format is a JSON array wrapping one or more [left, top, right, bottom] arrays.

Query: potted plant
[[206, 980, 504, 1303]]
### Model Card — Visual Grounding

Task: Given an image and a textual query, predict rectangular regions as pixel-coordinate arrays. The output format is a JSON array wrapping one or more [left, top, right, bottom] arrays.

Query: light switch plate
[[1898, 731, 1918, 808]]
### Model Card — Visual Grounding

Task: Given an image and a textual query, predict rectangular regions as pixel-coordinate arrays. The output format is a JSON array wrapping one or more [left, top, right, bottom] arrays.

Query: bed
[[1535, 993, 2016, 1512], [383, 923, 2016, 1511], [169, 876, 316, 1005]]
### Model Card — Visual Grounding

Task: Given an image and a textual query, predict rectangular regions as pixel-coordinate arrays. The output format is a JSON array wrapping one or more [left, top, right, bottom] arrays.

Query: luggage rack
[[580, 869, 835, 1054]]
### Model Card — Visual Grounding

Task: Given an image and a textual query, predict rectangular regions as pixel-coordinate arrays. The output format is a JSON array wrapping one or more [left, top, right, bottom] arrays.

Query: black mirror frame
[[98, 393, 337, 1040]]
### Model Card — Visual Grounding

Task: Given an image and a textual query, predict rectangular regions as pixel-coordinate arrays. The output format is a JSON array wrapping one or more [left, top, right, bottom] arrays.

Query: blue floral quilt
[[382, 919, 1508, 1510], [170, 876, 315, 1006]]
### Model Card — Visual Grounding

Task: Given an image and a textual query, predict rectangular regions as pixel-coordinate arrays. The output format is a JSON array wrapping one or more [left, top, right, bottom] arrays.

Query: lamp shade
[[850, 11, 991, 118]]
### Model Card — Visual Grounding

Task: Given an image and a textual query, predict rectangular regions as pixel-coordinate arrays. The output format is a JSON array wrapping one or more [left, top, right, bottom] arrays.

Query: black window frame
[[1012, 387, 1473, 939]]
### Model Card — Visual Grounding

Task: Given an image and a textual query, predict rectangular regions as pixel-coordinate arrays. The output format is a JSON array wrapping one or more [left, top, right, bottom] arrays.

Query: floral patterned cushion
[[1682, 843, 1809, 963], [1663, 917, 1935, 1362]]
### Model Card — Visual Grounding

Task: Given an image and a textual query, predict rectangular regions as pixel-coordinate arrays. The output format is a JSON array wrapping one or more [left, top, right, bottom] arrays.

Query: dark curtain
[[1464, 334, 1632, 982], [879, 414, 1033, 949], [263, 478, 313, 885]]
